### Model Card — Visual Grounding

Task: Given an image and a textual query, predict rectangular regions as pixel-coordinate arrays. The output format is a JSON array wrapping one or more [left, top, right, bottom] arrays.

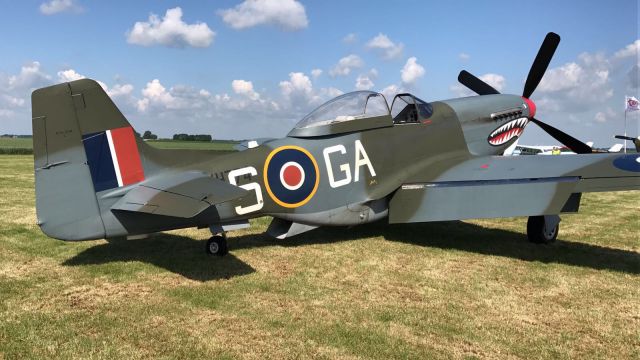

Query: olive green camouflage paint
[[32, 79, 640, 241]]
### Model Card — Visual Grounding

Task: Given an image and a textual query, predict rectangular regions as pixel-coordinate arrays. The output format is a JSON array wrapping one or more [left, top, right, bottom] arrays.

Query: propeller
[[457, 32, 593, 154]]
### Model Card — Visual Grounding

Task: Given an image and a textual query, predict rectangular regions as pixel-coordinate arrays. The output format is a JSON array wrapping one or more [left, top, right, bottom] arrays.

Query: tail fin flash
[[32, 79, 145, 240]]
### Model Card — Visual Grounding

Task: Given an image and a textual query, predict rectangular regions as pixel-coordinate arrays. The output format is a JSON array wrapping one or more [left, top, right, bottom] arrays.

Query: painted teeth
[[489, 118, 528, 145]]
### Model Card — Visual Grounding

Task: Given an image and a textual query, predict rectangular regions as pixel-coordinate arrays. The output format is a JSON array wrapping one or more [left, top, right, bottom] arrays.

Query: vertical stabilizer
[[32, 79, 146, 240]]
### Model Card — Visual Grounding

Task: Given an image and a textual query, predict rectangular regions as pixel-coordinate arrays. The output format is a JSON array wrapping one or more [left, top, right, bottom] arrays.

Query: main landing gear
[[527, 215, 560, 244], [206, 234, 228, 256]]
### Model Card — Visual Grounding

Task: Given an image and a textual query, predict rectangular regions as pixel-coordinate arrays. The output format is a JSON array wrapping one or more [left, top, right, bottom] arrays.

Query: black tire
[[527, 216, 558, 244], [206, 235, 228, 256]]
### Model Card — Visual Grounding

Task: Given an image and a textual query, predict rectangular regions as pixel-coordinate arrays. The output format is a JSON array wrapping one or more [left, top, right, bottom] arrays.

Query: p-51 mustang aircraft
[[31, 33, 639, 255]]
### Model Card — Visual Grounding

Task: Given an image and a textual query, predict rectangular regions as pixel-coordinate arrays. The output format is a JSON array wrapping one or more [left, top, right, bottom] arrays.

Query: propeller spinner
[[457, 32, 592, 154]]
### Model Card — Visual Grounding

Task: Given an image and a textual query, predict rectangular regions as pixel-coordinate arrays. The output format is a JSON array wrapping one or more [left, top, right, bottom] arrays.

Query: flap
[[111, 171, 247, 218]]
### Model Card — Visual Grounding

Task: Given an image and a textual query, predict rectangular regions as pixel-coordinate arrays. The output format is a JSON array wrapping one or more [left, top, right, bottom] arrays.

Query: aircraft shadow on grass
[[62, 234, 256, 282], [64, 221, 639, 281], [233, 221, 640, 275]]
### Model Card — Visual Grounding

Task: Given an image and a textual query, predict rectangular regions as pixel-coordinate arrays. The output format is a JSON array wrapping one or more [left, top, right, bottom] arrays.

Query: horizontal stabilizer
[[111, 171, 247, 218]]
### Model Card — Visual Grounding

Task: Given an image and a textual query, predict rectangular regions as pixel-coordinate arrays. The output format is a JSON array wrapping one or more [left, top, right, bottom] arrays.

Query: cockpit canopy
[[288, 91, 393, 138], [390, 94, 434, 124], [294, 91, 390, 129], [287, 91, 435, 138]]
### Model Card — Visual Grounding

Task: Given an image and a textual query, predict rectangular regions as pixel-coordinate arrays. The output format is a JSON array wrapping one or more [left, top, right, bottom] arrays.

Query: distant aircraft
[[506, 140, 625, 156], [607, 143, 625, 153], [31, 32, 640, 255]]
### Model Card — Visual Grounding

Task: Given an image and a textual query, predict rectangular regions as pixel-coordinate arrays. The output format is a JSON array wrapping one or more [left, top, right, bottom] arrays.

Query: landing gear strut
[[527, 215, 560, 244], [206, 234, 228, 256]]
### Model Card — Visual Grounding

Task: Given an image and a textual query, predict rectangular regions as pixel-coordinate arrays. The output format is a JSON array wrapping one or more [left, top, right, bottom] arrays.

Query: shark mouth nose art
[[488, 118, 529, 146]]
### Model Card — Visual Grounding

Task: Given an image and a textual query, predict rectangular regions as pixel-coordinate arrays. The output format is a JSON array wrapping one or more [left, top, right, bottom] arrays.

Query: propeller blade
[[615, 135, 636, 141], [530, 118, 592, 154], [457, 70, 500, 95], [522, 32, 560, 98]]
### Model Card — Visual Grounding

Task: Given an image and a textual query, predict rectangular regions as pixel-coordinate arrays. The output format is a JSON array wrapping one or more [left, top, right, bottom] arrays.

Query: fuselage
[[146, 93, 534, 228]]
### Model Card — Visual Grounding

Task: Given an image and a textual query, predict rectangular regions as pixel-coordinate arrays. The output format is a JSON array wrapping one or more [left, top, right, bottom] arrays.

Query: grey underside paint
[[390, 153, 639, 223], [270, 199, 388, 227], [389, 178, 579, 223], [266, 218, 318, 239]]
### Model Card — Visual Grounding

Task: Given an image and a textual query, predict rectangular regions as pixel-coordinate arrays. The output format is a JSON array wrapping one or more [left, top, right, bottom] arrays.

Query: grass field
[[0, 155, 638, 359], [0, 137, 238, 153]]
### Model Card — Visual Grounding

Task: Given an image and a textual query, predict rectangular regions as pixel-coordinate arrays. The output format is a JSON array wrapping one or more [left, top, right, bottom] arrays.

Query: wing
[[389, 153, 640, 223], [110, 171, 247, 218]]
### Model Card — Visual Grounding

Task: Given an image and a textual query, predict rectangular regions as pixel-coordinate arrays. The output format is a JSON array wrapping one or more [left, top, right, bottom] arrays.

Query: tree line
[[171, 133, 212, 142], [139, 130, 213, 142]]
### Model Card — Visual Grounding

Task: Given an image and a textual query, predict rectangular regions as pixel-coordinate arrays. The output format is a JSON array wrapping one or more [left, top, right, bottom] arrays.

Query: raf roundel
[[264, 146, 319, 208]]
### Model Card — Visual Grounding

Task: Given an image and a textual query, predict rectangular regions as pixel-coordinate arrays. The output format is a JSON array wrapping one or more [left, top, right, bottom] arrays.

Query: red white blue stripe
[[82, 127, 144, 192]]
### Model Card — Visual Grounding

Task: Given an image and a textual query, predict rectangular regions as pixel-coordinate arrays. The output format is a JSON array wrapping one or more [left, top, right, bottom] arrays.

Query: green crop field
[[0, 137, 32, 149], [0, 155, 638, 359]]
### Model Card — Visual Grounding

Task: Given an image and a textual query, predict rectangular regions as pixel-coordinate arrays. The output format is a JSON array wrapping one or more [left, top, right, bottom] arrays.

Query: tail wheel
[[527, 215, 559, 244], [206, 235, 228, 256]]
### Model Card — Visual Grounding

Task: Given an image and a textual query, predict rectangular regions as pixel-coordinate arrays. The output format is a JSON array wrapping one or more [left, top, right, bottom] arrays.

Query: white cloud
[[2, 95, 25, 108], [366, 33, 404, 60], [459, 53, 470, 61], [39, 0, 82, 15], [536, 52, 612, 112], [278, 71, 345, 111], [594, 107, 615, 123], [537, 62, 584, 92], [321, 87, 343, 98], [329, 54, 363, 77], [311, 68, 322, 79], [400, 57, 425, 85], [0, 109, 16, 119], [355, 75, 374, 90], [57, 69, 85, 82], [126, 7, 215, 48], [628, 64, 639, 89], [342, 33, 357, 44], [137, 79, 179, 111], [279, 72, 313, 99], [232, 79, 260, 100], [380, 84, 400, 100], [614, 39, 639, 59], [8, 61, 52, 90], [218, 0, 308, 30], [107, 83, 134, 98]]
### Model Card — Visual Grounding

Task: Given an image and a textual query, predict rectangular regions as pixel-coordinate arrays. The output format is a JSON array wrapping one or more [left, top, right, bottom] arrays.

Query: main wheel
[[527, 216, 558, 244], [206, 235, 228, 256]]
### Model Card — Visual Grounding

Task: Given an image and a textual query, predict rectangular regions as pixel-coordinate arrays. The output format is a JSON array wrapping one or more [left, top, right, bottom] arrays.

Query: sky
[[0, 0, 638, 146]]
